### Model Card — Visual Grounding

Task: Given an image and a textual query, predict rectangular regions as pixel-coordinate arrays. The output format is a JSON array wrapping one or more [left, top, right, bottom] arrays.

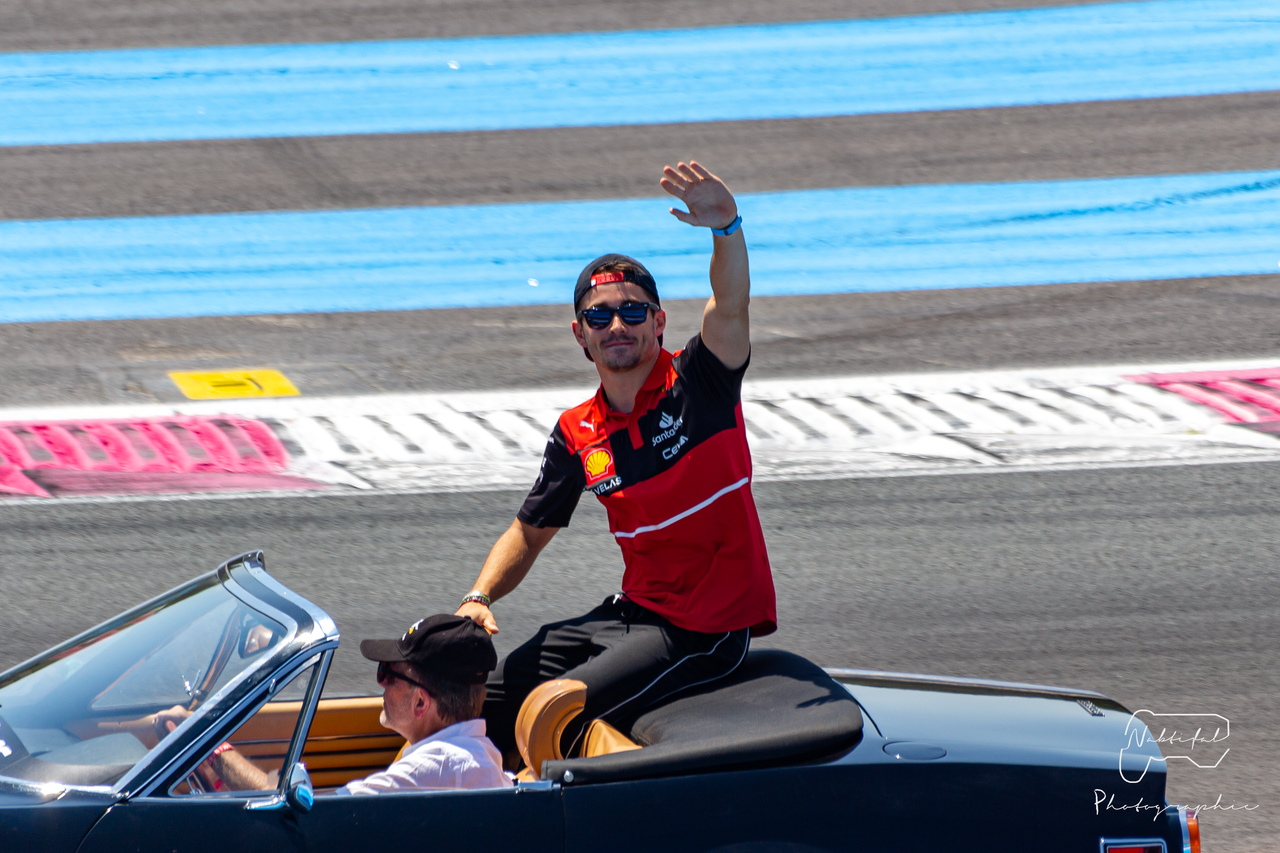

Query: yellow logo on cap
[[584, 448, 613, 478]]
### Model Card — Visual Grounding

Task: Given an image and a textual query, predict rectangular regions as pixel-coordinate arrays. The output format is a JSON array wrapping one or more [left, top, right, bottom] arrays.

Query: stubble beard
[[594, 335, 647, 371]]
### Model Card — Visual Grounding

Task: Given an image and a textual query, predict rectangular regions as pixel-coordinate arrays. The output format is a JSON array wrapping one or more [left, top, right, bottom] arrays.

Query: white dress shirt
[[336, 718, 511, 795]]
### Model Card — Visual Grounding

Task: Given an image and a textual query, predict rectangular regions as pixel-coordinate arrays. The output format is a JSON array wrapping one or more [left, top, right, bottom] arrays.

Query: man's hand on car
[[457, 602, 499, 635]]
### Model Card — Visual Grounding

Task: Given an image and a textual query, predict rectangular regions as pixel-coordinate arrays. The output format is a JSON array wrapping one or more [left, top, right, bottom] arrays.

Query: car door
[[75, 781, 564, 853], [77, 650, 564, 853], [290, 781, 564, 853]]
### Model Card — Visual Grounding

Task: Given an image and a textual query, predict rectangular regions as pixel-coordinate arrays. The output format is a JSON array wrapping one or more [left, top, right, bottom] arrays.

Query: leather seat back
[[542, 650, 863, 787], [514, 679, 586, 779]]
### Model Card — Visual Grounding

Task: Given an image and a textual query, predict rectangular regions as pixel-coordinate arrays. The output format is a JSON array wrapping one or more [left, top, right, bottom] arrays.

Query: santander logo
[[652, 411, 684, 447]]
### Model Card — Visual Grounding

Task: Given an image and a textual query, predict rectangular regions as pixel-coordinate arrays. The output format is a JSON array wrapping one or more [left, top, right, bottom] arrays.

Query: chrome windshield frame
[[113, 551, 340, 796], [0, 550, 340, 799]]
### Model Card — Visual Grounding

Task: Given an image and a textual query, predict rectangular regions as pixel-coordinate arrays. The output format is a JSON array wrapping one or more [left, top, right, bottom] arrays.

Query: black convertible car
[[1, 552, 1200, 852]]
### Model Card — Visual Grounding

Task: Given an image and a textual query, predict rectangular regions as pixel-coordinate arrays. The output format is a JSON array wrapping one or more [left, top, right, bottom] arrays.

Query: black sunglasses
[[577, 301, 658, 330], [377, 661, 430, 692]]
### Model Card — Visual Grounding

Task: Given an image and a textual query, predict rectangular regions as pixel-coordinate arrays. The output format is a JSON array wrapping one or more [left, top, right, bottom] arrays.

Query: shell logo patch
[[580, 445, 617, 486], [584, 448, 612, 478]]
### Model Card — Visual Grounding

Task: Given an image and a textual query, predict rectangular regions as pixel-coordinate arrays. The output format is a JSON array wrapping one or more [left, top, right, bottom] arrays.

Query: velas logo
[[580, 445, 616, 485], [402, 618, 424, 641]]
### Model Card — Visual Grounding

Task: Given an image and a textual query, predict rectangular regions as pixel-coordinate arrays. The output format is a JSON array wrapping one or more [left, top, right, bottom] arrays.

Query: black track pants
[[483, 596, 750, 758]]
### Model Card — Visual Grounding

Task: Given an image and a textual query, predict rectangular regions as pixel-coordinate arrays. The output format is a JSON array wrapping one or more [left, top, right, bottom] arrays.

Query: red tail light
[[1101, 805, 1200, 853], [1184, 807, 1201, 853]]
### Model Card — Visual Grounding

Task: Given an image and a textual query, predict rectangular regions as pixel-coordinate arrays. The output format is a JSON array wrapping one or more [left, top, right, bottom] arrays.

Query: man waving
[[457, 161, 776, 764]]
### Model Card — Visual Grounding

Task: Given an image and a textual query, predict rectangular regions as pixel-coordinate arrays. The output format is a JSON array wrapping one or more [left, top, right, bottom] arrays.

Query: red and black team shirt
[[518, 334, 777, 637]]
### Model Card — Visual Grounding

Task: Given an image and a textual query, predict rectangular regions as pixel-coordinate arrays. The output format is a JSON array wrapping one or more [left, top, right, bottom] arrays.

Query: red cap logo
[[590, 271, 626, 287]]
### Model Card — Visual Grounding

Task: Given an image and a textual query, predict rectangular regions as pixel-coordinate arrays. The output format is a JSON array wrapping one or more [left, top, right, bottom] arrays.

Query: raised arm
[[456, 519, 558, 634], [660, 161, 749, 369]]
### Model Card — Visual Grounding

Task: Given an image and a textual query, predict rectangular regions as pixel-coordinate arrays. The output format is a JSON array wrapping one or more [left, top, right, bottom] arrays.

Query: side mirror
[[285, 762, 314, 812]]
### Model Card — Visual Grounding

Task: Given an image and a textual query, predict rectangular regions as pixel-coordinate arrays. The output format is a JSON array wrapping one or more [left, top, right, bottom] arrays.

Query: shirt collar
[[593, 348, 673, 418], [642, 348, 674, 391], [403, 718, 487, 755]]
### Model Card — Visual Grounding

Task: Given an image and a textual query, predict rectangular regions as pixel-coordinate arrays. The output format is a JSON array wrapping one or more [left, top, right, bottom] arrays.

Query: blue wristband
[[710, 214, 742, 236]]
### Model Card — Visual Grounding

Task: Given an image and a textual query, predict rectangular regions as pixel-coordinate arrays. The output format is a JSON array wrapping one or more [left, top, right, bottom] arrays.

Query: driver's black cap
[[360, 614, 497, 685], [574, 253, 660, 310]]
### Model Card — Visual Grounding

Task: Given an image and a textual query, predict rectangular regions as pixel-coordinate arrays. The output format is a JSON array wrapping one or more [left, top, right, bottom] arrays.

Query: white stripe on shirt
[[613, 477, 750, 539]]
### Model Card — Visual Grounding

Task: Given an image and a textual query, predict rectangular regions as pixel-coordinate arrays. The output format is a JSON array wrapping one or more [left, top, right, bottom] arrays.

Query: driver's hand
[[457, 602, 498, 635], [153, 704, 193, 738], [659, 161, 738, 231]]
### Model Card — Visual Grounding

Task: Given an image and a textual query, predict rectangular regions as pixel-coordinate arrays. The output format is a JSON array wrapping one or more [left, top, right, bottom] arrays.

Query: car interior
[[244, 648, 866, 791], [0, 572, 863, 795]]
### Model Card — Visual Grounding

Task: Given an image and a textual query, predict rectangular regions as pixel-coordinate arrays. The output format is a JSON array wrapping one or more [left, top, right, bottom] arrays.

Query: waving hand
[[659, 161, 750, 369], [660, 161, 739, 230]]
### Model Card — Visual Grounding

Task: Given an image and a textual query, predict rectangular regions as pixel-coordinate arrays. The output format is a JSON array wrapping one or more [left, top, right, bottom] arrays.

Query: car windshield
[[0, 577, 289, 789]]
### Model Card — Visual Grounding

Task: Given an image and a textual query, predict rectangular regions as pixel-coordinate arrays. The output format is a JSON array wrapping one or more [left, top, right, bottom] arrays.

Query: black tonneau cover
[[544, 650, 864, 785]]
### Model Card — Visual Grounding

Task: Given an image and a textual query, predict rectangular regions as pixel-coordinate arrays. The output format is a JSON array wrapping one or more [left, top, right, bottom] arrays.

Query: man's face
[[378, 662, 420, 735], [572, 281, 666, 372]]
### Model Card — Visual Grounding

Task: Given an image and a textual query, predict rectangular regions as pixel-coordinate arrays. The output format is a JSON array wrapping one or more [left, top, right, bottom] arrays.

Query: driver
[[154, 614, 509, 794], [337, 614, 509, 794], [457, 161, 777, 765]]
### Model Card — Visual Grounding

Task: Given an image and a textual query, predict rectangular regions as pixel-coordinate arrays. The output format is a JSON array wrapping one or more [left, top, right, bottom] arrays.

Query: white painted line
[[3, 356, 1280, 502], [5, 452, 1280, 509]]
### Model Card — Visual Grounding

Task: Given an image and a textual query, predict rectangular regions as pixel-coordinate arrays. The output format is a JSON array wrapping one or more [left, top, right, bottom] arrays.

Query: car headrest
[[514, 678, 586, 780]]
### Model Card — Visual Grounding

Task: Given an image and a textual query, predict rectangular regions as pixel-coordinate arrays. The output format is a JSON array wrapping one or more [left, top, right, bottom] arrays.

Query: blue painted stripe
[[2, 1, 1278, 146], [1, 171, 1277, 323]]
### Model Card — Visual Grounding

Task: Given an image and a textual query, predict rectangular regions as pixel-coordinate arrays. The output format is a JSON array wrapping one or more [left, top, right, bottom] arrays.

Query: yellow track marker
[[168, 369, 300, 399]]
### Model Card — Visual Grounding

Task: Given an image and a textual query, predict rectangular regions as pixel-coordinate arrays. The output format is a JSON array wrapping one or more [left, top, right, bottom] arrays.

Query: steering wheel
[[186, 605, 254, 710]]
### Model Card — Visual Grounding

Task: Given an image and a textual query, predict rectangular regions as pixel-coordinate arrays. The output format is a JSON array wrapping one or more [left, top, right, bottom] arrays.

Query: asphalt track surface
[[0, 466, 1275, 845], [7, 92, 1278, 221], [2, 274, 1279, 408], [1, 0, 1277, 848]]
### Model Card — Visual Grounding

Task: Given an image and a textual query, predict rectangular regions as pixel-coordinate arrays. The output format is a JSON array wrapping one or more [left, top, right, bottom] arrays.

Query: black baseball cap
[[360, 614, 497, 685], [574, 253, 660, 310]]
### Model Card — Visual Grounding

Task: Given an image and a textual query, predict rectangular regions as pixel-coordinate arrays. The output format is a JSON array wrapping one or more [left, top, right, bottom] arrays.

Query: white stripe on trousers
[[565, 622, 747, 753], [568, 627, 751, 754]]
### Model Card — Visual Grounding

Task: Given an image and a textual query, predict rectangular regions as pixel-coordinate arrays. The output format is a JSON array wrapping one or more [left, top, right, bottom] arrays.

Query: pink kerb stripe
[[0, 414, 302, 498], [1160, 383, 1264, 423]]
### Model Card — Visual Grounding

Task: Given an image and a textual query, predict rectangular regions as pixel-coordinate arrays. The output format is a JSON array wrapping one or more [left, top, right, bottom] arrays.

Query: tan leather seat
[[514, 679, 586, 780], [583, 719, 641, 757]]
